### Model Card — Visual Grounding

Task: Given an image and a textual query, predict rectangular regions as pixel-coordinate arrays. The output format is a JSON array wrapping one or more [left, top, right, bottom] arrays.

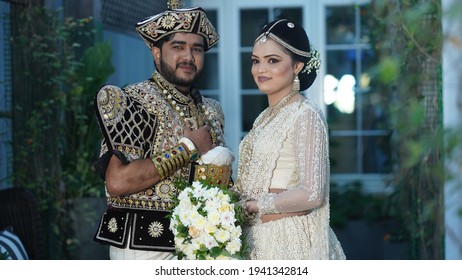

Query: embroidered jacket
[[93, 71, 226, 251]]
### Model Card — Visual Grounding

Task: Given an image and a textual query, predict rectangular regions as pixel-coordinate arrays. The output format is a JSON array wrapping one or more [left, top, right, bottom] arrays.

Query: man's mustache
[[177, 62, 196, 71]]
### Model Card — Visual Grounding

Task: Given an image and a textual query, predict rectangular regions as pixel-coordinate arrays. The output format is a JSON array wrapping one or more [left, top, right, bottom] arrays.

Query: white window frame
[[320, 0, 390, 192], [190, 0, 388, 192]]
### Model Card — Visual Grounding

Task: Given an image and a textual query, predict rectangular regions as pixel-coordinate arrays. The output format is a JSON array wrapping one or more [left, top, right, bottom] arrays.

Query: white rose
[[214, 229, 231, 244]]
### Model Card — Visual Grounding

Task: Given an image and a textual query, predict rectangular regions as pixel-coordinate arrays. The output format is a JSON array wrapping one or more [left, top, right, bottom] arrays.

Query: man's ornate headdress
[[136, 0, 219, 51]]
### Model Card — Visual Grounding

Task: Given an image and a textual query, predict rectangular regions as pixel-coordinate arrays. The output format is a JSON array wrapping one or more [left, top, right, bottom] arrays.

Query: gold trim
[[194, 164, 231, 186], [167, 0, 183, 10], [148, 221, 164, 238], [108, 217, 118, 233]]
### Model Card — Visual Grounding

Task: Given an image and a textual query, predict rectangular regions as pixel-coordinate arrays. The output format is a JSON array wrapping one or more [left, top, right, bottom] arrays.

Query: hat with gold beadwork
[[136, 0, 219, 51]]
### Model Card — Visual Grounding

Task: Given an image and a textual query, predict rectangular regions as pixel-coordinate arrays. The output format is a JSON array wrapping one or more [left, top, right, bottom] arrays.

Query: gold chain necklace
[[151, 72, 221, 144], [256, 90, 298, 127], [152, 71, 207, 129]]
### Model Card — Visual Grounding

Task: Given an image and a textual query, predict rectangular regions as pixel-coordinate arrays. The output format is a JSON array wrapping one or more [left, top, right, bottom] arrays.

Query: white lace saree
[[234, 98, 345, 260]]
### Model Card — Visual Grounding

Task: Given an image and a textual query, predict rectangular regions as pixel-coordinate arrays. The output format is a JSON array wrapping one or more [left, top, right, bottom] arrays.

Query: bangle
[[151, 144, 190, 180], [151, 156, 166, 180], [171, 151, 184, 170], [238, 199, 257, 224], [257, 193, 279, 214], [178, 137, 199, 162]]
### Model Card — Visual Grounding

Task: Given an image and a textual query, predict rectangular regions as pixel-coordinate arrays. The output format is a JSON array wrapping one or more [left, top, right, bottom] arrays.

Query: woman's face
[[251, 38, 296, 97]]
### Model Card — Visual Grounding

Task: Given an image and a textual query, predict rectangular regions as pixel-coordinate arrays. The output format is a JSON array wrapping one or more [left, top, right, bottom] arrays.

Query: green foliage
[[330, 181, 394, 228], [377, 57, 400, 84], [61, 41, 114, 198], [10, 6, 114, 259], [369, 0, 449, 259], [0, 251, 9, 260]]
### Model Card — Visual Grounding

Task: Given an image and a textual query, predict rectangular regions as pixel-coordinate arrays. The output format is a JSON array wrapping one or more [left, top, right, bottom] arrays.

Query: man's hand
[[183, 125, 215, 155]]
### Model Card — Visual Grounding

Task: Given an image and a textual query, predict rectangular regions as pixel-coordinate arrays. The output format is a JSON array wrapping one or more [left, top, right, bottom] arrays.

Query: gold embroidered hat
[[136, 5, 219, 52]]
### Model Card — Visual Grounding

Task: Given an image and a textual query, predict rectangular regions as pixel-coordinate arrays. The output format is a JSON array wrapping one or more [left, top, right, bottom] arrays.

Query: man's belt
[[94, 207, 175, 252]]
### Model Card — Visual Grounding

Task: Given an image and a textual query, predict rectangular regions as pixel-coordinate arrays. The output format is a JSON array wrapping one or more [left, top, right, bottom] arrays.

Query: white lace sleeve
[[257, 104, 329, 214]]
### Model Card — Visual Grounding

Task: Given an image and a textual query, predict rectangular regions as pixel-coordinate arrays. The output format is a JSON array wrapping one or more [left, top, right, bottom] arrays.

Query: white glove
[[199, 146, 235, 166]]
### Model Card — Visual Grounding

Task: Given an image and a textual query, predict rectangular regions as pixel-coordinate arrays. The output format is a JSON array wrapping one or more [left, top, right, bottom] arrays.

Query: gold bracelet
[[163, 157, 174, 176], [151, 145, 191, 180], [169, 146, 187, 171], [151, 156, 166, 180], [178, 137, 199, 162], [178, 147, 190, 163], [171, 150, 184, 170]]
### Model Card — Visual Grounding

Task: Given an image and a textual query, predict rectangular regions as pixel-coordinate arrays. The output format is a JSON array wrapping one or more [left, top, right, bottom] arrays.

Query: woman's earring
[[293, 75, 300, 92]]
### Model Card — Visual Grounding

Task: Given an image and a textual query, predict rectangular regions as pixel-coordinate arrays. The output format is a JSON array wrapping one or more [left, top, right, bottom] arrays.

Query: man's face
[[153, 33, 205, 91]]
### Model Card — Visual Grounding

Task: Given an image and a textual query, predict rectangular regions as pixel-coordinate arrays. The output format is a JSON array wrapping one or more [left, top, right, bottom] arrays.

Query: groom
[[92, 0, 231, 260]]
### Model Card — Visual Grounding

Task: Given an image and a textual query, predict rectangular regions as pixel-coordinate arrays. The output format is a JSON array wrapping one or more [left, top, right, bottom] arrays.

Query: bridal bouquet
[[169, 179, 246, 260]]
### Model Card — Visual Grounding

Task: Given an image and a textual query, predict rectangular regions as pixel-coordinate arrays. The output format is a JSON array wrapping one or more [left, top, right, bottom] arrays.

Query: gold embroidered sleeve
[[94, 85, 157, 162]]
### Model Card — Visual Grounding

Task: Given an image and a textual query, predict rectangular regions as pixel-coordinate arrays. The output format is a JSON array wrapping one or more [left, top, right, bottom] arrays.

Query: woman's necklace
[[256, 90, 298, 127]]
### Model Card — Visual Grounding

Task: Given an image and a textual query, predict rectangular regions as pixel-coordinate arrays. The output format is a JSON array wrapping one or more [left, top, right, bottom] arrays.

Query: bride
[[234, 19, 346, 260]]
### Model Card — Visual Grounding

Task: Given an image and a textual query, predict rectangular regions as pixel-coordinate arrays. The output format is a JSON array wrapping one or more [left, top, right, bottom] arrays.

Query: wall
[[0, 1, 12, 190], [442, 0, 462, 260]]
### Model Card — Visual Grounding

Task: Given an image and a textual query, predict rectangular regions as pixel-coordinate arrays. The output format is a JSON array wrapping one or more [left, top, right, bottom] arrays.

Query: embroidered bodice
[[235, 97, 329, 213]]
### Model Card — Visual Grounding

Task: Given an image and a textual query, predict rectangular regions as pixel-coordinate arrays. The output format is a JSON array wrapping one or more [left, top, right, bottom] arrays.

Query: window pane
[[205, 10, 218, 47], [360, 5, 371, 44], [196, 52, 218, 90], [242, 94, 267, 132], [359, 49, 376, 90], [327, 103, 357, 130], [362, 136, 391, 174], [240, 9, 268, 47], [329, 136, 358, 173], [324, 49, 358, 126], [241, 52, 255, 89], [326, 6, 355, 44], [197, 9, 218, 93], [326, 49, 357, 78], [361, 91, 387, 131]]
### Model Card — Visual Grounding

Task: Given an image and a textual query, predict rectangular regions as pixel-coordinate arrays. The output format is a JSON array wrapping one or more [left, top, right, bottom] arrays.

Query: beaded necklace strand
[[256, 90, 299, 127], [152, 71, 220, 143]]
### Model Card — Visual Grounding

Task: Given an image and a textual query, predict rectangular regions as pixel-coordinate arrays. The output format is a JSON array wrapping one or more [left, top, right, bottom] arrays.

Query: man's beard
[[159, 59, 202, 88]]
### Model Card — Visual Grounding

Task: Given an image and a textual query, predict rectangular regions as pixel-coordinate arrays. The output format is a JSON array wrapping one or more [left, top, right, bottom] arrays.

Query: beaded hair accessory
[[302, 48, 321, 75], [256, 20, 321, 76]]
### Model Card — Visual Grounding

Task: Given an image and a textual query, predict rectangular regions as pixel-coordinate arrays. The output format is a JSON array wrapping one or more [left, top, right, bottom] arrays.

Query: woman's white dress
[[234, 98, 345, 260]]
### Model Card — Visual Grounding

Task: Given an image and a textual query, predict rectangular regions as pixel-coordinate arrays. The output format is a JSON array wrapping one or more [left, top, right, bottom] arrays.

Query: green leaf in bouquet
[[176, 224, 189, 237], [209, 247, 223, 258]]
